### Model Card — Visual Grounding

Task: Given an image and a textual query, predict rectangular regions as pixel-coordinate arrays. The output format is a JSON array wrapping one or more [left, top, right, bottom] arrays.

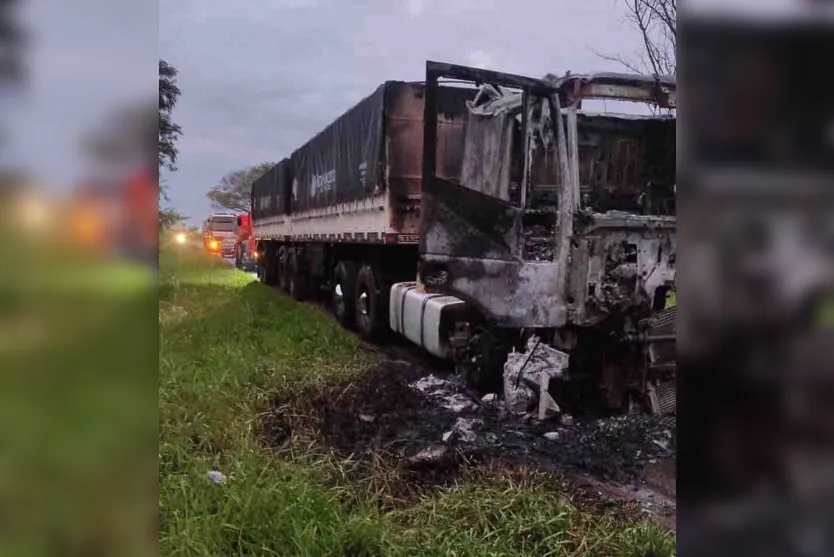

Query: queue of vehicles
[[200, 211, 259, 272]]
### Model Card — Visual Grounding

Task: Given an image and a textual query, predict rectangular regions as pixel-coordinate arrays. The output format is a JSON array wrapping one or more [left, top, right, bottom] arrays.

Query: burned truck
[[252, 61, 676, 415]]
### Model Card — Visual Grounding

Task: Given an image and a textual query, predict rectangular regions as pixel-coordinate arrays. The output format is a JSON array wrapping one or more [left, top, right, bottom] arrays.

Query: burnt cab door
[[419, 62, 560, 269], [420, 62, 568, 274], [417, 62, 572, 327]]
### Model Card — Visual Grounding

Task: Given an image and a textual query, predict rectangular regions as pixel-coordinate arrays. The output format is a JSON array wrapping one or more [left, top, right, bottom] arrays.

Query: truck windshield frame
[[209, 217, 235, 232], [423, 61, 569, 212], [553, 75, 677, 218]]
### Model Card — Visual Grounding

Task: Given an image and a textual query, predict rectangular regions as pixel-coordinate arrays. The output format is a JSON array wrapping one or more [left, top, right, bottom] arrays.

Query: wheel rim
[[334, 281, 344, 316], [358, 289, 369, 317]]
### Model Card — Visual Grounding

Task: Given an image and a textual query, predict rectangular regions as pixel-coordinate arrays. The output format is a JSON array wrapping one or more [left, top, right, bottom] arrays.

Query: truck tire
[[245, 252, 257, 273], [264, 246, 279, 286], [256, 249, 267, 282], [287, 249, 309, 301], [457, 327, 508, 394], [355, 264, 387, 341], [332, 261, 358, 328], [277, 246, 288, 291], [234, 244, 243, 269]]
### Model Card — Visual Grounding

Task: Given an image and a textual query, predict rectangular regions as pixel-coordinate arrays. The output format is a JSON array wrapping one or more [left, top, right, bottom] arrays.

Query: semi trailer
[[252, 61, 676, 414]]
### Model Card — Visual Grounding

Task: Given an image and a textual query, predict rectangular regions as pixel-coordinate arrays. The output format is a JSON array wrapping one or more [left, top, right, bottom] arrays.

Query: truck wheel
[[459, 327, 507, 394], [355, 264, 387, 341], [332, 261, 358, 328], [264, 247, 279, 286], [256, 249, 267, 282], [287, 249, 309, 301], [277, 246, 288, 290], [234, 244, 243, 269]]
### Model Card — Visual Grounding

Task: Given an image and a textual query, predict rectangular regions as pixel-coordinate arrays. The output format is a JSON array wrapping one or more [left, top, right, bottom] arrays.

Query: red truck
[[233, 213, 257, 271], [68, 167, 158, 267]]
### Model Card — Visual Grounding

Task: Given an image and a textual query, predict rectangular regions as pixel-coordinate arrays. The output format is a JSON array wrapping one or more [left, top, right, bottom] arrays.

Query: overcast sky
[[158, 0, 657, 224], [3, 0, 651, 224], [1, 0, 157, 188]]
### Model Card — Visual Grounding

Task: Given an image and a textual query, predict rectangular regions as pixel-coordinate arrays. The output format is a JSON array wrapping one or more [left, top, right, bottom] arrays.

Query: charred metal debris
[[420, 61, 676, 415]]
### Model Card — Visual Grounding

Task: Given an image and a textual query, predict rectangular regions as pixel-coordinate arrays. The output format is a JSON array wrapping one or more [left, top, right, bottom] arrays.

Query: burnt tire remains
[[333, 261, 358, 329], [458, 327, 508, 395]]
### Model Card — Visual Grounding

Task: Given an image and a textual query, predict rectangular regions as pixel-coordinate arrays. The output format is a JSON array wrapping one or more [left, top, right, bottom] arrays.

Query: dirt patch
[[257, 345, 676, 524], [573, 472, 677, 532], [644, 458, 677, 499]]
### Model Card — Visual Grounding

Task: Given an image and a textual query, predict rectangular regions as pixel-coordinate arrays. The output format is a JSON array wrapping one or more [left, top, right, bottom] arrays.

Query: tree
[[0, 0, 24, 89], [83, 101, 157, 171], [206, 162, 274, 212], [0, 0, 25, 144], [83, 59, 181, 198], [598, 0, 676, 76], [159, 207, 187, 230], [157, 177, 185, 228], [159, 59, 182, 171]]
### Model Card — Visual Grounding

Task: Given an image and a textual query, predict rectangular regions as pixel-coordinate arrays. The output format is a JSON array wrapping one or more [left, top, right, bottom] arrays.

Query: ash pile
[[285, 338, 676, 489], [405, 338, 676, 485]]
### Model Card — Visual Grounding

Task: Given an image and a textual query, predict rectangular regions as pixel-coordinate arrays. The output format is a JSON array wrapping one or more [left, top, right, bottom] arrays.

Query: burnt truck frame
[[253, 61, 676, 414]]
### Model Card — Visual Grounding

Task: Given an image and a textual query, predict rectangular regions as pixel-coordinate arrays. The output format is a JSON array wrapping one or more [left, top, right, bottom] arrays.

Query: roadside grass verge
[[0, 251, 157, 555], [159, 245, 676, 556]]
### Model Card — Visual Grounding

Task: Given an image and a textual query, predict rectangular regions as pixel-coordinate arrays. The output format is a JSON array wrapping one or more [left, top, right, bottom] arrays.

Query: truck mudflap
[[642, 306, 676, 415]]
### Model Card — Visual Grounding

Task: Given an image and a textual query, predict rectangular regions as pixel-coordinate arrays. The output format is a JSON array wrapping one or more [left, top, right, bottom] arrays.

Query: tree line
[[158, 59, 186, 228], [157, 58, 273, 224], [206, 162, 273, 213]]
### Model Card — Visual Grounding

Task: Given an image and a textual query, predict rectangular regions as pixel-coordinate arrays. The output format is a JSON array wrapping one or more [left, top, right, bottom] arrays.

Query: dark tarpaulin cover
[[250, 165, 272, 220], [275, 159, 292, 216], [251, 159, 292, 219], [290, 83, 386, 212], [252, 81, 473, 220]]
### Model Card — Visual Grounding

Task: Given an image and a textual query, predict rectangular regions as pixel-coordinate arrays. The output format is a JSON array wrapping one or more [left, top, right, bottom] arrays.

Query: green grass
[[159, 245, 676, 556], [0, 252, 158, 556], [817, 295, 834, 327]]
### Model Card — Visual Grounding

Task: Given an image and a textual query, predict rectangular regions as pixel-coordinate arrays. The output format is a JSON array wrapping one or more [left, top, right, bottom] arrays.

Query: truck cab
[[202, 213, 238, 257], [233, 213, 257, 271], [414, 62, 676, 412]]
